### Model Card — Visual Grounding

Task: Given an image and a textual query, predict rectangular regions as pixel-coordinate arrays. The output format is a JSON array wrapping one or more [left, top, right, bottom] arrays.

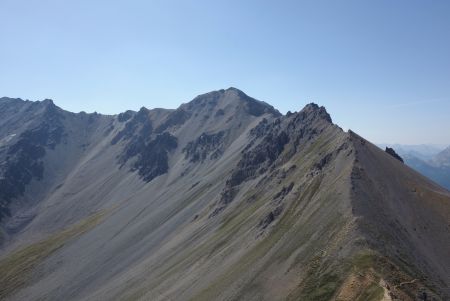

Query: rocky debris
[[279, 165, 297, 179], [249, 117, 278, 140], [308, 147, 350, 179], [220, 129, 290, 204], [155, 109, 191, 133], [214, 109, 225, 117], [255, 165, 297, 189], [273, 182, 294, 201], [313, 153, 334, 171], [183, 131, 227, 163], [385, 147, 404, 163], [351, 167, 364, 180], [258, 206, 283, 230]]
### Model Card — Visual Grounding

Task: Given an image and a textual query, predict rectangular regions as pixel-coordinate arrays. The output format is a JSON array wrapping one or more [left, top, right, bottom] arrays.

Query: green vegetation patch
[[297, 270, 342, 301], [352, 251, 376, 271], [0, 212, 104, 300]]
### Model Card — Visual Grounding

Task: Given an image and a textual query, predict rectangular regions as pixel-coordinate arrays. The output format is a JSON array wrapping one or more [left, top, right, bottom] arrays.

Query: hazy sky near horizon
[[1, 0, 449, 144]]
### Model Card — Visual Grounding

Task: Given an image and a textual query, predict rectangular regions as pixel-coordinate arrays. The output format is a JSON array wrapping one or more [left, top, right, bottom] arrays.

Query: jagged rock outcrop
[[385, 147, 404, 163], [183, 131, 227, 162], [216, 103, 336, 213], [133, 132, 178, 182]]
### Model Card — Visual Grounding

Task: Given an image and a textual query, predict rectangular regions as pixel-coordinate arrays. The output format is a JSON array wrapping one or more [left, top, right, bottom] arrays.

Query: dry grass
[[0, 211, 104, 300]]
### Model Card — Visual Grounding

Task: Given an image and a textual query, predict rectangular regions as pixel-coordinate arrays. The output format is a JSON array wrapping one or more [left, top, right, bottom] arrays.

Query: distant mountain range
[[0, 89, 449, 301], [379, 144, 450, 190], [433, 146, 450, 168]]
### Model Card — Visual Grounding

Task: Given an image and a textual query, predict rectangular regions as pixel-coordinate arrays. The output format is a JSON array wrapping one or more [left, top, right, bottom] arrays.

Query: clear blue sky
[[1, 0, 449, 144]]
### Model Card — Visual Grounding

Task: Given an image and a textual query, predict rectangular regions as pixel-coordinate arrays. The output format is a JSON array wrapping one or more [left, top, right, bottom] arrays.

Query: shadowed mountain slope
[[0, 89, 449, 301]]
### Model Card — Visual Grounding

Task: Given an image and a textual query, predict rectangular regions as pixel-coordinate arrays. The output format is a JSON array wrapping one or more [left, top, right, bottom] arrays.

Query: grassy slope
[[0, 211, 105, 300]]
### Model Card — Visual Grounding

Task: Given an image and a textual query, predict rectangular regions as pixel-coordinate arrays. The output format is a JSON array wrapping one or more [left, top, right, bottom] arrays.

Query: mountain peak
[[297, 102, 332, 123], [183, 88, 281, 117], [225, 86, 242, 92], [41, 99, 54, 106], [433, 145, 450, 167]]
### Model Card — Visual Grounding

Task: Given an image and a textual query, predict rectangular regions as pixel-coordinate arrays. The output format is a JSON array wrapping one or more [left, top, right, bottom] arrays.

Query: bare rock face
[[117, 110, 134, 123], [133, 132, 178, 182], [183, 131, 227, 162], [111, 107, 153, 146], [0, 100, 65, 222], [111, 107, 178, 182], [385, 147, 404, 163], [0, 90, 449, 301]]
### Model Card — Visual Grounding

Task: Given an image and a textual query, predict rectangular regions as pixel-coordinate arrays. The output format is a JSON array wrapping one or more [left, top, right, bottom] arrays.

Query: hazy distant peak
[[438, 145, 450, 154], [433, 145, 450, 167]]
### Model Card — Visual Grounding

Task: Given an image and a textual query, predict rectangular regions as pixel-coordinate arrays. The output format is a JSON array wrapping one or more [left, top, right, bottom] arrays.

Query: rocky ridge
[[0, 89, 448, 301]]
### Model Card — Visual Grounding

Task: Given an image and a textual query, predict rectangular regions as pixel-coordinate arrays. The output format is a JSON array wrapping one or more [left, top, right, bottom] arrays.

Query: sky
[[1, 0, 449, 145]]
